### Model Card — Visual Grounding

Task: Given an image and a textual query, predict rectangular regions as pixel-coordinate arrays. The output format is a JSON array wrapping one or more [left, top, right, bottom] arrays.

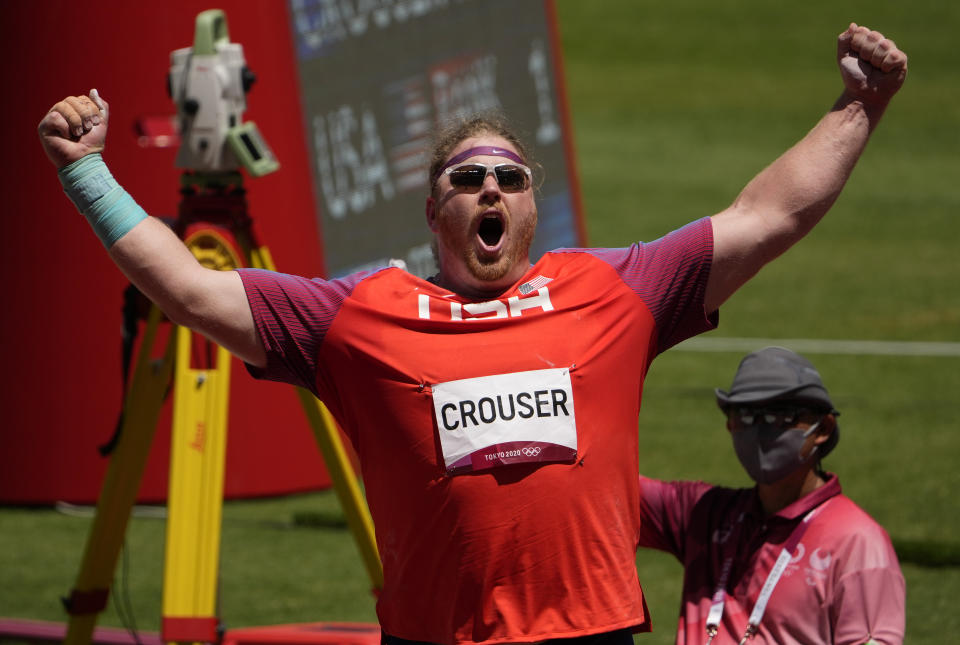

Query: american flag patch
[[519, 275, 553, 294]]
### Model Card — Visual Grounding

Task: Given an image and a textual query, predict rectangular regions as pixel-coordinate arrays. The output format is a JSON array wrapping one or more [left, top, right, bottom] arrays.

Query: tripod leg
[[161, 326, 231, 643], [64, 306, 176, 645], [249, 244, 383, 592], [295, 389, 384, 591]]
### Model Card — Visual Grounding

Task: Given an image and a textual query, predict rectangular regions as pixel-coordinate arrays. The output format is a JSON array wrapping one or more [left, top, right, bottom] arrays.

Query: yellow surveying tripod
[[61, 9, 382, 644], [61, 171, 383, 645]]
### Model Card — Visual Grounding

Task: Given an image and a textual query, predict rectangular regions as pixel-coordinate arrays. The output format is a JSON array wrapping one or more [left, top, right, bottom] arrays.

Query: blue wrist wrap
[[58, 153, 148, 248]]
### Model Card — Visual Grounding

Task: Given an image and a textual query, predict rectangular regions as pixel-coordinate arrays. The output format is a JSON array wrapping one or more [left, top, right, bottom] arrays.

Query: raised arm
[[38, 90, 267, 367], [705, 23, 908, 313]]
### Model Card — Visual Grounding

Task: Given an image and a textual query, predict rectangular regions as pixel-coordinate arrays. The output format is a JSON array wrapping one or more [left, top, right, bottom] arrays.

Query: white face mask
[[732, 421, 820, 484]]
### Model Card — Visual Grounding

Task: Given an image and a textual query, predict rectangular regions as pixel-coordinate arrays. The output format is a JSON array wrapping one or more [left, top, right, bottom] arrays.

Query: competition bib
[[431, 368, 578, 475]]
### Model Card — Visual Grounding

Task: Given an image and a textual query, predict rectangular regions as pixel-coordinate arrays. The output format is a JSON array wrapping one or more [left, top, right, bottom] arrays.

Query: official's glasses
[[728, 406, 812, 430], [443, 162, 532, 192]]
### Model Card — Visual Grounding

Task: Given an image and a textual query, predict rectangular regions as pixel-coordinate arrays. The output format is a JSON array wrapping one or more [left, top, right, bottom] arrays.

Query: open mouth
[[477, 215, 504, 248]]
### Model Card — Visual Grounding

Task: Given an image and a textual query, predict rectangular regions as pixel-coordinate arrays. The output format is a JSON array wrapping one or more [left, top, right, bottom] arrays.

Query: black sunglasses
[[443, 162, 532, 192], [729, 406, 813, 430]]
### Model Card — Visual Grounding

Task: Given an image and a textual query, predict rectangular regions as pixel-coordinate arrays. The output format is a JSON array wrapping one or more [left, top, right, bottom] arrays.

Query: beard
[[434, 205, 536, 286], [430, 194, 539, 295], [465, 213, 537, 282]]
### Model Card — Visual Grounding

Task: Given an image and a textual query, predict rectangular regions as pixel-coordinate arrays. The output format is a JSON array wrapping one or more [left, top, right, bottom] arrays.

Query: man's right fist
[[38, 89, 109, 168], [837, 24, 908, 104]]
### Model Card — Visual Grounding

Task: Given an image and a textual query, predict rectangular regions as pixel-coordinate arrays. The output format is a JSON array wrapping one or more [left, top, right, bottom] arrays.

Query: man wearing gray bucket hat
[[638, 348, 905, 645]]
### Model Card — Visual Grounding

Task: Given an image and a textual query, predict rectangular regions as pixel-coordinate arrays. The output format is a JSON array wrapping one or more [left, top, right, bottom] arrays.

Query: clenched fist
[[838, 23, 908, 104], [38, 89, 109, 169]]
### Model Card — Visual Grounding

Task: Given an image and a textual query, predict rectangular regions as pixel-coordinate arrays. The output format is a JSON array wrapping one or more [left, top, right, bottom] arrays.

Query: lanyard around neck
[[704, 499, 831, 645]]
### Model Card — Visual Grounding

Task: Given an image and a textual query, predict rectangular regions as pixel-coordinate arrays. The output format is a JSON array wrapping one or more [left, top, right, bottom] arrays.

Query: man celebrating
[[39, 23, 906, 645], [638, 347, 905, 644]]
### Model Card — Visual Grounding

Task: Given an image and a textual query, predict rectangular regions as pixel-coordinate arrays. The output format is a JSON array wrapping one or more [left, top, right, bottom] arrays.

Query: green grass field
[[561, 2, 960, 643], [2, 1, 958, 643]]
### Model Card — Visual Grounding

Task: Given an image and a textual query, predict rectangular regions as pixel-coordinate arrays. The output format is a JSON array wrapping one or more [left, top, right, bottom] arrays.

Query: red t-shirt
[[637, 474, 905, 645], [238, 218, 715, 644]]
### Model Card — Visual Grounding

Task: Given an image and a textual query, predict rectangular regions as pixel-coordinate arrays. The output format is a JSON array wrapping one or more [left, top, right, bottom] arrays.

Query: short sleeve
[[831, 527, 906, 645], [236, 267, 374, 395], [584, 217, 717, 353]]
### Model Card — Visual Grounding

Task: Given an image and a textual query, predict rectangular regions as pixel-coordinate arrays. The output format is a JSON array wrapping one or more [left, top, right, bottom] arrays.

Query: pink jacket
[[638, 474, 905, 644]]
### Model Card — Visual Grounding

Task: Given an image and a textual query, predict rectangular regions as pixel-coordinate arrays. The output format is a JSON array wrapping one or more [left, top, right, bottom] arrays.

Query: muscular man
[[638, 347, 905, 644], [39, 23, 906, 645]]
